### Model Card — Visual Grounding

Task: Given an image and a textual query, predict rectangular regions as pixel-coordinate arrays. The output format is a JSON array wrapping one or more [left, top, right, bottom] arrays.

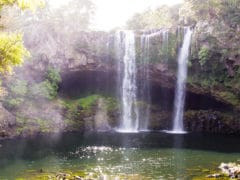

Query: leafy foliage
[[198, 46, 210, 66], [0, 33, 29, 73], [0, 0, 45, 10], [0, 0, 45, 76], [127, 5, 181, 29], [63, 95, 100, 111], [2, 79, 26, 109], [29, 67, 61, 100], [6, 97, 23, 108], [0, 0, 45, 99], [29, 80, 56, 100], [46, 67, 61, 85], [0, 80, 7, 99], [55, 0, 95, 31], [182, 0, 240, 24], [9, 79, 27, 96]]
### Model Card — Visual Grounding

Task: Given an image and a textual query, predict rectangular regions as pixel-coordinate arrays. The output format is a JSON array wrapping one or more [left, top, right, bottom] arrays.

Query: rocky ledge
[[207, 162, 240, 179]]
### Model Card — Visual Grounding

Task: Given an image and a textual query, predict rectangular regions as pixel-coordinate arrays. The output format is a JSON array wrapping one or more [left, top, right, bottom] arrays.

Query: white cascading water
[[116, 31, 139, 132], [115, 29, 187, 133], [139, 34, 150, 130], [139, 30, 169, 131], [172, 27, 193, 133], [162, 30, 169, 62]]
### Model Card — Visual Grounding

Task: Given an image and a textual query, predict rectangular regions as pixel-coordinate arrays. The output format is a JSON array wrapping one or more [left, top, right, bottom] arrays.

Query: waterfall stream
[[172, 27, 193, 133], [115, 30, 170, 132], [116, 31, 139, 132], [139, 34, 150, 130], [139, 30, 169, 131]]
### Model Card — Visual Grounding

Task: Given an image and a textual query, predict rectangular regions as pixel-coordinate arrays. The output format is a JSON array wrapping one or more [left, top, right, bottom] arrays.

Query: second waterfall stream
[[172, 27, 193, 133]]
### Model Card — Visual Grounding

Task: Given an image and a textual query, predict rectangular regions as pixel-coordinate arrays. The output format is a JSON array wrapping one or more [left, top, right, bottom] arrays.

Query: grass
[[16, 114, 56, 135], [62, 94, 101, 110]]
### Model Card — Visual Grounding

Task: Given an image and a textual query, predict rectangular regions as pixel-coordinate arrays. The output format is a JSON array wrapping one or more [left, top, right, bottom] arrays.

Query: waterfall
[[115, 31, 139, 132], [138, 29, 169, 131], [162, 30, 169, 62], [114, 28, 188, 133], [139, 34, 151, 130], [172, 27, 192, 133]]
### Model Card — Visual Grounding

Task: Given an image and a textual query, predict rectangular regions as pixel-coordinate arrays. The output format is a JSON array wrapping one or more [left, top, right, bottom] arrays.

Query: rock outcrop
[[0, 103, 16, 137]]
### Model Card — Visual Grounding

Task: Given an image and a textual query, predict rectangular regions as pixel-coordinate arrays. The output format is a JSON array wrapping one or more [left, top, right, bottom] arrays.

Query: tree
[[0, 0, 45, 10], [55, 0, 95, 32], [0, 0, 44, 98], [19, 0, 95, 68], [0, 0, 45, 74], [181, 0, 240, 23], [126, 4, 181, 30], [0, 33, 30, 73]]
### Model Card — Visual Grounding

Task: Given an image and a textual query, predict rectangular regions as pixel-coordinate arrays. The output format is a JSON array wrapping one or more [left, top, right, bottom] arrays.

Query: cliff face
[[188, 20, 240, 110], [0, 24, 239, 137], [0, 103, 16, 137]]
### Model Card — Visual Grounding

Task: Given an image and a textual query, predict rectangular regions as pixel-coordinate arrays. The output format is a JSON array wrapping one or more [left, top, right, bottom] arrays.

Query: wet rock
[[73, 175, 83, 180], [56, 172, 70, 180], [206, 173, 222, 178], [156, 63, 168, 72], [84, 117, 94, 131], [0, 130, 8, 137], [0, 103, 16, 130], [219, 162, 240, 178], [77, 105, 84, 111], [184, 110, 240, 134], [94, 98, 111, 131], [208, 162, 240, 179]]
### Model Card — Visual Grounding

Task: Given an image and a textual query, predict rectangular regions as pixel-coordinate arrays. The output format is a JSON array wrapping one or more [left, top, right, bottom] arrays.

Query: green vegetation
[[198, 46, 210, 66], [0, 0, 44, 100], [0, 33, 29, 73], [59, 94, 119, 130], [4, 79, 27, 109], [55, 0, 95, 30], [3, 66, 61, 111], [28, 67, 61, 100], [62, 95, 99, 129], [183, 0, 240, 23], [0, 0, 45, 74], [9, 79, 27, 96], [215, 91, 240, 106], [63, 94, 100, 110], [0, 0, 45, 10], [127, 4, 181, 29], [46, 67, 61, 84], [16, 115, 51, 135], [29, 80, 56, 100]]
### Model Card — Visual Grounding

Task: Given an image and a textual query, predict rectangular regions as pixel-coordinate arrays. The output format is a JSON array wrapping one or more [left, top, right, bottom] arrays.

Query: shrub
[[198, 46, 210, 66], [9, 79, 27, 96], [46, 67, 61, 84], [29, 80, 57, 100]]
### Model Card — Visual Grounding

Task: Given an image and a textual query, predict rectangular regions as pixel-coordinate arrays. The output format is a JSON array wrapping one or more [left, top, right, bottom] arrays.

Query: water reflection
[[0, 132, 239, 179], [173, 134, 185, 179]]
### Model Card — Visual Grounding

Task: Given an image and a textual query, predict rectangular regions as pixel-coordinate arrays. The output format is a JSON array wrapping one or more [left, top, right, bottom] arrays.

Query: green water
[[0, 132, 239, 179]]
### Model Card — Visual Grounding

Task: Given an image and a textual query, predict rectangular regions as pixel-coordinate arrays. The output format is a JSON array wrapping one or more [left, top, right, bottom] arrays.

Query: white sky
[[49, 0, 183, 31]]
